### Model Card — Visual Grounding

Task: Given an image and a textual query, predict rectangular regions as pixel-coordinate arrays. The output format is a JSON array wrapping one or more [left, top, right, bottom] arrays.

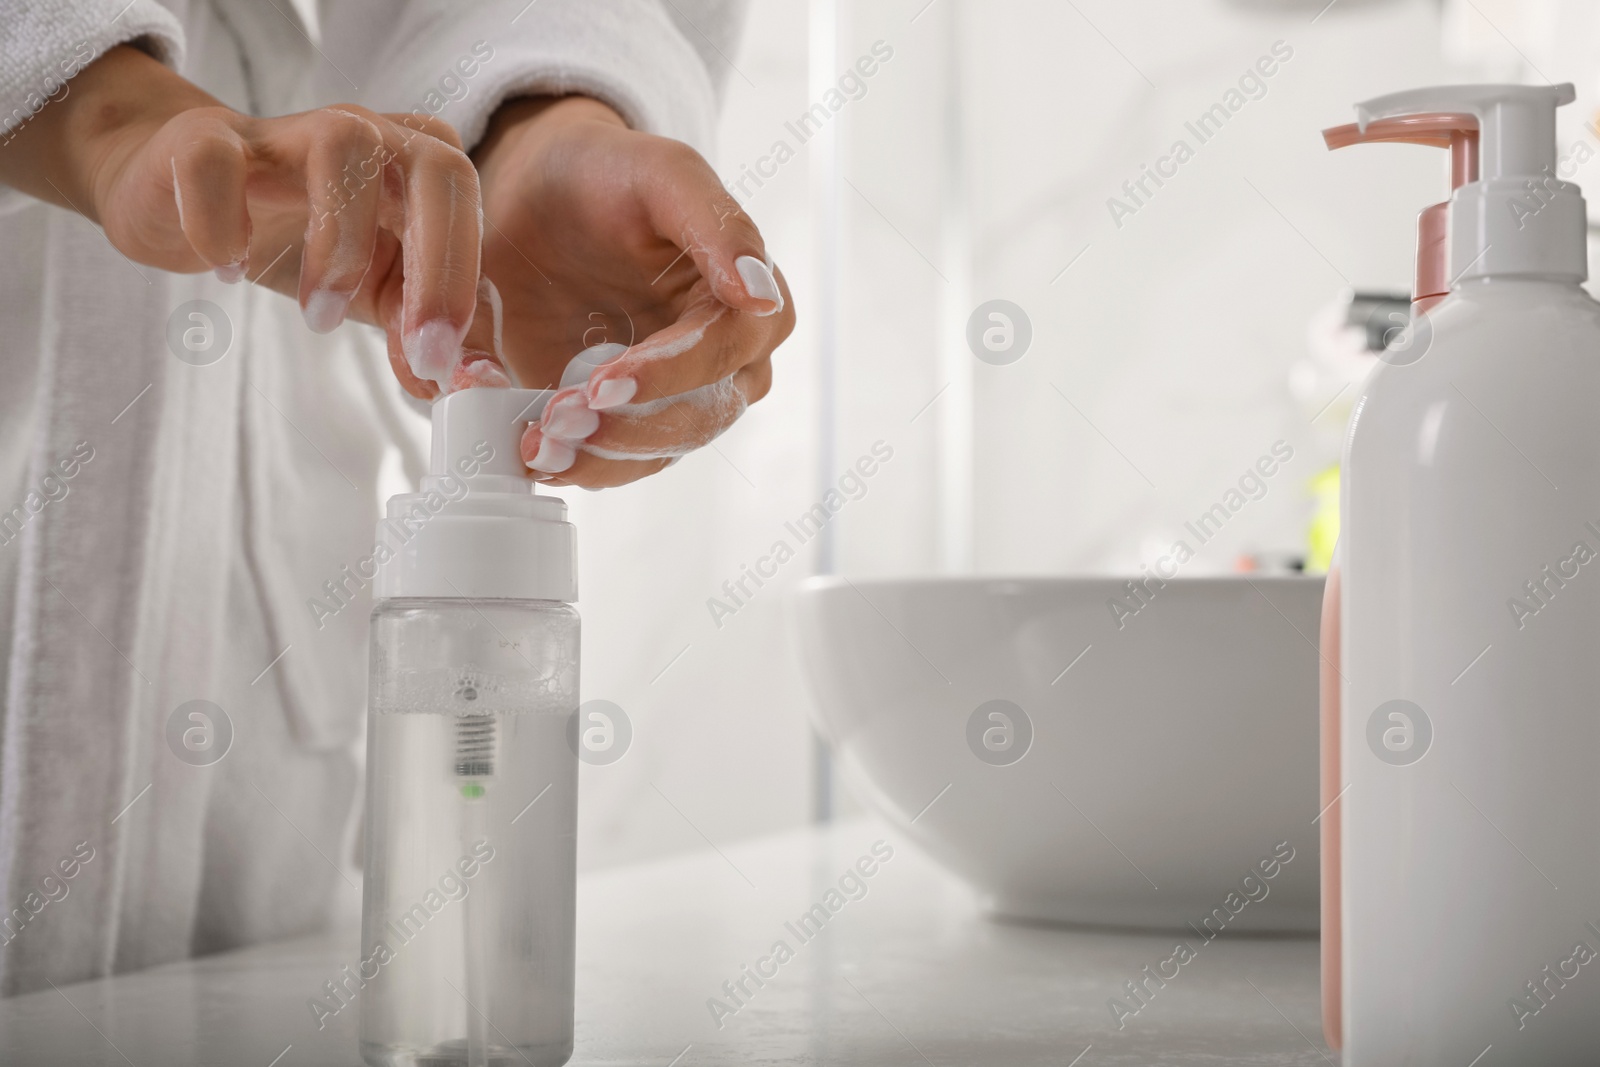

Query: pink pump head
[[1323, 113, 1479, 311]]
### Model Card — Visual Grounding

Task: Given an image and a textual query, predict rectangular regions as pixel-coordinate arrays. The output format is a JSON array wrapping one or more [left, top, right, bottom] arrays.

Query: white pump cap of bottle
[[373, 388, 576, 602], [1354, 83, 1586, 285]]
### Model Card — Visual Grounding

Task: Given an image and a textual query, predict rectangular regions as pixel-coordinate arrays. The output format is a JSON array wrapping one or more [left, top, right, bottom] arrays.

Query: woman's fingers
[[449, 276, 513, 391], [296, 108, 386, 332], [379, 273, 509, 400], [522, 361, 768, 487], [168, 111, 252, 280], [485, 121, 793, 490], [592, 372, 756, 454], [640, 140, 784, 316], [522, 402, 676, 488], [582, 274, 790, 412], [248, 105, 484, 388], [520, 386, 596, 476], [559, 138, 792, 417], [385, 329, 438, 401], [375, 253, 437, 401], [387, 111, 466, 153], [392, 130, 484, 389], [525, 271, 783, 488], [531, 451, 674, 490], [88, 86, 489, 408]]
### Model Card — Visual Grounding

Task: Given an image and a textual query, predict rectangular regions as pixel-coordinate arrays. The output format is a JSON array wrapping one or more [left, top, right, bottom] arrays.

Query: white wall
[[831, 0, 1476, 583]]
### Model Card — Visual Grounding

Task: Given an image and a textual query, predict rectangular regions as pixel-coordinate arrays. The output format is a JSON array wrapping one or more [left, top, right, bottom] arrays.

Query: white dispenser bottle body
[[1340, 279, 1600, 1062]]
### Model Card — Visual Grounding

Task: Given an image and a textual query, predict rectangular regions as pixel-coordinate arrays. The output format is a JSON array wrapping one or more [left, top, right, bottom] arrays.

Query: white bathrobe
[[0, 0, 742, 996]]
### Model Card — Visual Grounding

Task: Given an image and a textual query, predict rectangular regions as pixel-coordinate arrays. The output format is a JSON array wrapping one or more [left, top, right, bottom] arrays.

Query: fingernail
[[403, 319, 464, 389], [542, 397, 600, 440], [529, 435, 576, 474], [520, 424, 542, 464], [214, 257, 248, 285], [588, 376, 637, 410], [735, 254, 782, 315], [302, 289, 350, 334]]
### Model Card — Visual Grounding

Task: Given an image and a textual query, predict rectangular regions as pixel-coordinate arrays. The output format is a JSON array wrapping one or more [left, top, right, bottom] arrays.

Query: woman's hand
[[0, 45, 504, 392], [472, 96, 794, 488]]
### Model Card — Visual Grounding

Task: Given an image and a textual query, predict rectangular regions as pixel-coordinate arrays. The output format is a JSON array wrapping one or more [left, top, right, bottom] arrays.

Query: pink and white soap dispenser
[[1321, 84, 1600, 1064]]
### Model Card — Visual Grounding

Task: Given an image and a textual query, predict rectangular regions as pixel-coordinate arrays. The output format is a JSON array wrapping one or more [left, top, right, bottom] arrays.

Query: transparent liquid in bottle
[[361, 599, 578, 1067]]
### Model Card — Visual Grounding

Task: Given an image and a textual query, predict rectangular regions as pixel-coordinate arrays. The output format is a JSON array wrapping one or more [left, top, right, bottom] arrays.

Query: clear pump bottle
[[361, 388, 579, 1067]]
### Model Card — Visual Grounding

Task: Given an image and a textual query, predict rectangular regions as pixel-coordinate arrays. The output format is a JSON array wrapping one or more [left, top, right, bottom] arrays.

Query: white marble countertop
[[0, 818, 1334, 1065]]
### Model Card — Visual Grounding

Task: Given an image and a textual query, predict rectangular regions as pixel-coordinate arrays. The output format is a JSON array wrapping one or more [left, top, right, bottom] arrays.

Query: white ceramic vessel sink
[[793, 575, 1324, 931]]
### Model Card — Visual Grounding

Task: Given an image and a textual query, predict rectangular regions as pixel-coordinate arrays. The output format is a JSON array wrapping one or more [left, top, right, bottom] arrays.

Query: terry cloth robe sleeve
[[330, 0, 748, 155]]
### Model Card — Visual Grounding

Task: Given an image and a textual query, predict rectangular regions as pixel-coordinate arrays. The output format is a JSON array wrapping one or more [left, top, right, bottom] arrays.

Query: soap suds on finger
[[610, 301, 725, 367], [541, 395, 600, 440], [530, 435, 576, 473], [579, 441, 698, 461], [451, 355, 510, 391], [607, 375, 746, 424], [317, 218, 372, 293], [171, 157, 185, 227], [404, 319, 464, 389], [483, 276, 505, 361], [580, 376, 747, 461], [588, 377, 637, 410]]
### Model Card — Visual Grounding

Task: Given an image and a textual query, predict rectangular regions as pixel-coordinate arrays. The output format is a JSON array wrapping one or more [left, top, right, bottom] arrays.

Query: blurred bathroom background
[[548, 0, 1600, 870]]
